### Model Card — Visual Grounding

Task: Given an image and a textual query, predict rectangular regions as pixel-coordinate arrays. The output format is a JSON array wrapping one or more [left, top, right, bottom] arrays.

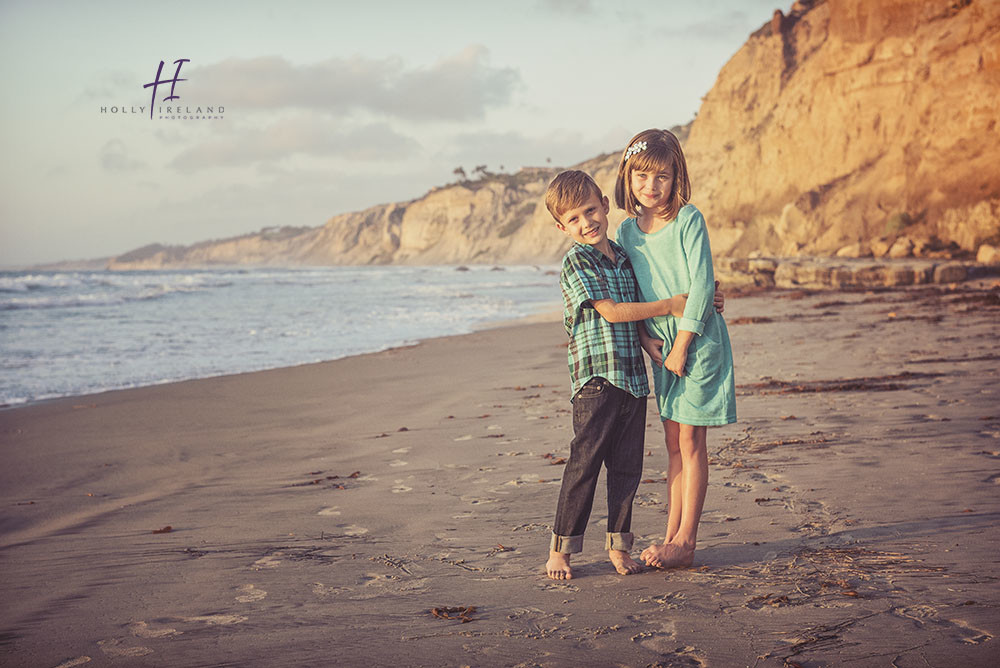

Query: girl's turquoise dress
[[617, 204, 736, 426]]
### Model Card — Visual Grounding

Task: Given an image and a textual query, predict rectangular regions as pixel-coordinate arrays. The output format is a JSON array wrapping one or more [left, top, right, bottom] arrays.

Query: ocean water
[[0, 265, 560, 407]]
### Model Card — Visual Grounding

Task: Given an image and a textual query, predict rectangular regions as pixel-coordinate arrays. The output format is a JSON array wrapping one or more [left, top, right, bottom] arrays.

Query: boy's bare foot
[[640, 542, 694, 569], [609, 549, 643, 575], [546, 551, 573, 580]]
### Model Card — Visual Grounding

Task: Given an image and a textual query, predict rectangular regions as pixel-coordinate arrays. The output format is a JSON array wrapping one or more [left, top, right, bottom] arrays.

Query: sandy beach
[[2, 281, 999, 667]]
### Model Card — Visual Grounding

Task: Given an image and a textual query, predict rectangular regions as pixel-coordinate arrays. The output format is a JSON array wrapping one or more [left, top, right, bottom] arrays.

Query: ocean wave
[[0, 273, 87, 292], [1, 265, 560, 405], [0, 271, 238, 310]]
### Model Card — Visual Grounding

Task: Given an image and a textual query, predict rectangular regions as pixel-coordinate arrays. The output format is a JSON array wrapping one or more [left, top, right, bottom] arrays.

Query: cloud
[[100, 139, 144, 171], [537, 0, 595, 15], [169, 118, 418, 170], [80, 70, 135, 100], [177, 46, 520, 122]]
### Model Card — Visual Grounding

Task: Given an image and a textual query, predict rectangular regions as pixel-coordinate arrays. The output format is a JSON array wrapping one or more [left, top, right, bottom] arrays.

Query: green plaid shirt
[[561, 241, 649, 400]]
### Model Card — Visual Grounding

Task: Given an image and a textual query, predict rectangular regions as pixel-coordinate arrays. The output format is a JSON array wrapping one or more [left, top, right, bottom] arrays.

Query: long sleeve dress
[[617, 204, 736, 426]]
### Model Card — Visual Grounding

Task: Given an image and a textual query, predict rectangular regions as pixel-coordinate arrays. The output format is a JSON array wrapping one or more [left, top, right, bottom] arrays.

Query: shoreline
[[1, 282, 998, 666], [0, 300, 564, 411]]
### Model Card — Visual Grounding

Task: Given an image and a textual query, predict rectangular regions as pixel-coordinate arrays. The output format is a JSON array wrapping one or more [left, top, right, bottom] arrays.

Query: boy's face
[[555, 193, 611, 247]]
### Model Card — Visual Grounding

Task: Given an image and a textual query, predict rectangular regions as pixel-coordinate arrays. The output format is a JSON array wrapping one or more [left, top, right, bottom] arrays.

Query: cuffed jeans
[[550, 377, 646, 554]]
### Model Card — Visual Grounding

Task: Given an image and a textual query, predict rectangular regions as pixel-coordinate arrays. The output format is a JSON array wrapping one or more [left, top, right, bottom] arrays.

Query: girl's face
[[630, 165, 674, 214]]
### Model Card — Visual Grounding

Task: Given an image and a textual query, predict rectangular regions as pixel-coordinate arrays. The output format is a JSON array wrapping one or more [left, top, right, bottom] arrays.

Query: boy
[[543, 170, 722, 579]]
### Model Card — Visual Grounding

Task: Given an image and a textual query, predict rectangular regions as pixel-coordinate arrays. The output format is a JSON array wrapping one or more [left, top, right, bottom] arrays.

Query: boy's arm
[[590, 283, 724, 325], [590, 296, 684, 323], [638, 322, 664, 367]]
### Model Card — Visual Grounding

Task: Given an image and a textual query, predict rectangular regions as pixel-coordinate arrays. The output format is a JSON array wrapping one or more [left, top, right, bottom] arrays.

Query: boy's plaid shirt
[[560, 241, 650, 400]]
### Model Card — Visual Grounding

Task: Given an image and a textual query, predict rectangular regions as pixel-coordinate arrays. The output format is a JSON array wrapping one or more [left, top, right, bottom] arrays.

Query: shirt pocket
[[684, 327, 723, 384]]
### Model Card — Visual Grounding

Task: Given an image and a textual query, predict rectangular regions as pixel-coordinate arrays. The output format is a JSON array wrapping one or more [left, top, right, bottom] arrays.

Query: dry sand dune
[[2, 282, 999, 667]]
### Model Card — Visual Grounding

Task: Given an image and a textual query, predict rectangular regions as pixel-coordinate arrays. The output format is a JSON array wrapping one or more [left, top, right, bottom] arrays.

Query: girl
[[614, 128, 736, 569]]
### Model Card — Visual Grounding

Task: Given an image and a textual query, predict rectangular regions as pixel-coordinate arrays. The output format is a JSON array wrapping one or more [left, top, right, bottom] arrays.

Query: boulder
[[836, 242, 870, 258], [934, 262, 968, 284], [977, 244, 1000, 265], [888, 237, 915, 259]]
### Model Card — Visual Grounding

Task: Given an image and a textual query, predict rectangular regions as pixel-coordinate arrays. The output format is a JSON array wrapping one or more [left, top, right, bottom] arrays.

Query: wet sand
[[2, 281, 999, 667]]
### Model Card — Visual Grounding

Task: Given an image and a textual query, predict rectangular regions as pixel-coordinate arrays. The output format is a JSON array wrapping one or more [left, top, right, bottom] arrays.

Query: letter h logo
[[143, 59, 190, 119]]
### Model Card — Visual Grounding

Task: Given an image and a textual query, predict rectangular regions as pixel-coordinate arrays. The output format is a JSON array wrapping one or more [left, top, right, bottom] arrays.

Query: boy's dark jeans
[[550, 377, 646, 554]]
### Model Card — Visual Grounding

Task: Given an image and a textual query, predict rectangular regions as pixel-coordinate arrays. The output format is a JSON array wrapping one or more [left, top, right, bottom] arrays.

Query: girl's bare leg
[[641, 422, 708, 569], [662, 420, 683, 543]]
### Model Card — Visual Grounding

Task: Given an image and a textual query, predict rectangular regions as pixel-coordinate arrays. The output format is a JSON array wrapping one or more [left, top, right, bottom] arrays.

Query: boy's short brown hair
[[544, 170, 604, 223]]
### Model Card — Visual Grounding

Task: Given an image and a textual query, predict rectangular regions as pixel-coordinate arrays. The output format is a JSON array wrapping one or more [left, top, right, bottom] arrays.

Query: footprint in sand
[[465, 497, 498, 505], [312, 582, 351, 598], [180, 614, 247, 625], [893, 605, 994, 644], [505, 473, 541, 486], [252, 555, 282, 570], [951, 618, 994, 644], [392, 447, 411, 453], [389, 459, 408, 467], [317, 506, 342, 516], [454, 434, 473, 441], [128, 621, 181, 638], [340, 524, 370, 536], [895, 604, 938, 622], [637, 592, 686, 609], [392, 480, 412, 493], [349, 574, 430, 601], [52, 657, 91, 668], [538, 581, 579, 592], [97, 638, 153, 658], [235, 584, 267, 603], [632, 619, 678, 653], [633, 493, 661, 507], [653, 645, 706, 667]]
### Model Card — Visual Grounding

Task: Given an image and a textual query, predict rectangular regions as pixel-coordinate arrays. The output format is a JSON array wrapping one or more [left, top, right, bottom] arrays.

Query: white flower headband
[[624, 140, 647, 161]]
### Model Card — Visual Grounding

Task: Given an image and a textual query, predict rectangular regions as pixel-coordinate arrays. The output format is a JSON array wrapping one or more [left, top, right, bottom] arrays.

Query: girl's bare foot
[[640, 542, 694, 569], [546, 551, 573, 579], [609, 549, 643, 575]]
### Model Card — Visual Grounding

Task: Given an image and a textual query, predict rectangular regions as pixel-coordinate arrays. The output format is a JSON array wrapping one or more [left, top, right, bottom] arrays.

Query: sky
[[0, 0, 785, 267]]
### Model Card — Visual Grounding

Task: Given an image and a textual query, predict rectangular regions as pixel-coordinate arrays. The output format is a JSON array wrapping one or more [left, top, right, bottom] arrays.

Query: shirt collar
[[574, 239, 628, 268]]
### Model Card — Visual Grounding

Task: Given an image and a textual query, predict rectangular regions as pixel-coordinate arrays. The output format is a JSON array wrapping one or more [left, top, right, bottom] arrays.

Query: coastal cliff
[[106, 0, 999, 271], [685, 0, 1000, 259]]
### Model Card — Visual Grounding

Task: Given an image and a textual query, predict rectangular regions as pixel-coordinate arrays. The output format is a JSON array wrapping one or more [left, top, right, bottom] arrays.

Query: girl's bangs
[[629, 145, 674, 174]]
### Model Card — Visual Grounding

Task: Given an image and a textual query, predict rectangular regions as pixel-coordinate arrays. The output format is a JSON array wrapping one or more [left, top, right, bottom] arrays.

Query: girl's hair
[[613, 128, 691, 220]]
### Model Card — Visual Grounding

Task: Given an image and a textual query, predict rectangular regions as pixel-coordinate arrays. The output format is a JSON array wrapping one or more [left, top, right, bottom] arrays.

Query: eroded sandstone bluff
[[107, 0, 999, 272]]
